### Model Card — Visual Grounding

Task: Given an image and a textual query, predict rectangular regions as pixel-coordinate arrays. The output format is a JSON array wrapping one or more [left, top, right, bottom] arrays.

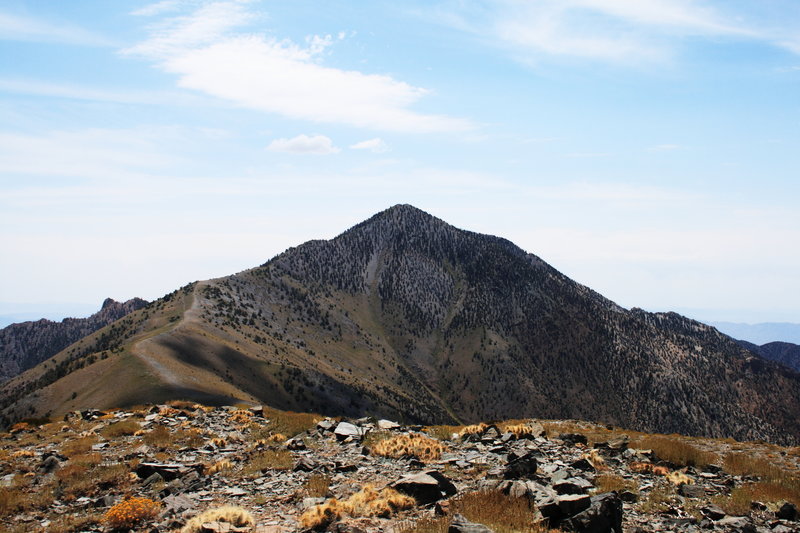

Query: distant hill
[[712, 322, 800, 345], [738, 340, 800, 373], [2, 205, 800, 444], [0, 298, 148, 383]]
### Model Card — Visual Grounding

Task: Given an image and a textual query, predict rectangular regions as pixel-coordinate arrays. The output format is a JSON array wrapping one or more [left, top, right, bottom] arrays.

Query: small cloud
[[267, 134, 340, 155], [349, 138, 388, 153], [650, 144, 681, 151]]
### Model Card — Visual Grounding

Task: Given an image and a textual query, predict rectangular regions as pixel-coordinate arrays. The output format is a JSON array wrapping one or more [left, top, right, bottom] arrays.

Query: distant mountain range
[[736, 340, 800, 374], [0, 298, 148, 383], [712, 321, 800, 345], [2, 205, 799, 444]]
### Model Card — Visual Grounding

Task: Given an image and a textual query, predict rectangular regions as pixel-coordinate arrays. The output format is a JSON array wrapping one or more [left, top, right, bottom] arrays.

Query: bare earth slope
[[2, 205, 800, 444]]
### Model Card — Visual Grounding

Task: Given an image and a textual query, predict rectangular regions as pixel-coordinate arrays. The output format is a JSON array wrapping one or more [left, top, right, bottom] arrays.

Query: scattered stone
[[559, 433, 589, 447], [701, 504, 726, 521], [448, 513, 494, 533], [393, 470, 458, 505], [776, 502, 797, 521], [333, 422, 365, 441], [559, 492, 623, 533], [503, 451, 538, 479]]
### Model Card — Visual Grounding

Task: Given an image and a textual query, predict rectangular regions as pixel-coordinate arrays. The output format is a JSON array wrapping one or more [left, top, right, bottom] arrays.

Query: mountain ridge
[[0, 297, 148, 383], [2, 205, 799, 444]]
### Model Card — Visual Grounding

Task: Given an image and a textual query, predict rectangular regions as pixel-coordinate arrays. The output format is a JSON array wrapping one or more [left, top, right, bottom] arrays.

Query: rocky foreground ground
[[1, 403, 799, 533]]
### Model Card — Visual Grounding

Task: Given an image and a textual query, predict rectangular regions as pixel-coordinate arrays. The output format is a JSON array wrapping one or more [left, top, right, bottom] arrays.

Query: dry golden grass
[[399, 491, 553, 533], [722, 452, 800, 505], [56, 462, 129, 501], [424, 425, 462, 441], [100, 419, 140, 438], [241, 449, 293, 475], [43, 512, 102, 533], [60, 436, 98, 457], [369, 433, 446, 462], [593, 474, 639, 494], [639, 483, 677, 514], [142, 425, 174, 447], [0, 483, 55, 519], [256, 406, 321, 438], [629, 436, 717, 468], [305, 474, 332, 498], [300, 485, 415, 529], [498, 421, 544, 439], [181, 506, 254, 533]]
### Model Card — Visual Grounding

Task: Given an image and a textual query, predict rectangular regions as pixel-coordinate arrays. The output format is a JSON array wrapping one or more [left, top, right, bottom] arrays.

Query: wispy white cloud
[[0, 11, 113, 46], [350, 138, 389, 153], [126, 1, 471, 132], [267, 134, 340, 155], [431, 0, 794, 64]]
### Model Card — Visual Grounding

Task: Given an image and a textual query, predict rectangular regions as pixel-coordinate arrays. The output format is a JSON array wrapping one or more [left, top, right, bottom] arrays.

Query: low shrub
[[101, 419, 140, 438], [181, 506, 254, 533], [369, 433, 446, 462], [103, 497, 160, 530]]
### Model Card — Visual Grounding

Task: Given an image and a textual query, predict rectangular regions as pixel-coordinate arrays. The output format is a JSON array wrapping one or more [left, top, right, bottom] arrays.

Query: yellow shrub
[[369, 433, 446, 462], [104, 497, 160, 529], [11, 450, 35, 458], [300, 485, 416, 529], [230, 409, 254, 424], [459, 423, 488, 437], [582, 449, 609, 472], [299, 498, 349, 530], [205, 459, 234, 476], [181, 506, 254, 533]]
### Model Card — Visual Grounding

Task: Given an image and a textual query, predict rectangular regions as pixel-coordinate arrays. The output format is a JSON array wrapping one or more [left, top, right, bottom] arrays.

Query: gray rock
[[557, 494, 593, 517], [559, 492, 623, 533], [293, 457, 317, 472], [717, 516, 755, 532], [559, 433, 589, 447], [700, 504, 726, 521], [504, 450, 538, 479], [37, 455, 61, 474], [678, 483, 705, 498], [776, 501, 797, 520], [334, 422, 364, 441], [448, 514, 494, 533], [392, 470, 458, 505], [553, 477, 593, 495], [377, 419, 400, 430]]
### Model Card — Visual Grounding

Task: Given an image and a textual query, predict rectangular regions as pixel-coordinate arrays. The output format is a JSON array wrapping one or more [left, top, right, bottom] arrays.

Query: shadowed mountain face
[[2, 205, 800, 444], [738, 340, 800, 373], [0, 298, 148, 383]]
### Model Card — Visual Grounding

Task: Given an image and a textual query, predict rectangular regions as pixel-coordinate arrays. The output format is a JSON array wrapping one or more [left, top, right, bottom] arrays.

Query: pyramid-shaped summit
[[2, 206, 800, 444]]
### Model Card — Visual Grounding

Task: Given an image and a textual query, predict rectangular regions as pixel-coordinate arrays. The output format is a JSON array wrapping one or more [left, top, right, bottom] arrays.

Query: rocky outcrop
[[0, 297, 148, 382], [2, 406, 798, 532]]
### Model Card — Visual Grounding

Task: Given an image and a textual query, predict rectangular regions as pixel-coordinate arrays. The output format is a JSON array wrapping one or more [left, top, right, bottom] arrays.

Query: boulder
[[334, 422, 365, 441], [559, 433, 588, 446], [559, 492, 623, 533], [448, 514, 494, 533], [776, 501, 798, 520], [392, 470, 458, 505], [503, 451, 538, 479]]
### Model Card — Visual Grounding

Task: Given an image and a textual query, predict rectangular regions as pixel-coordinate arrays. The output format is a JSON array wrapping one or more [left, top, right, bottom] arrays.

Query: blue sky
[[1, 0, 799, 324]]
